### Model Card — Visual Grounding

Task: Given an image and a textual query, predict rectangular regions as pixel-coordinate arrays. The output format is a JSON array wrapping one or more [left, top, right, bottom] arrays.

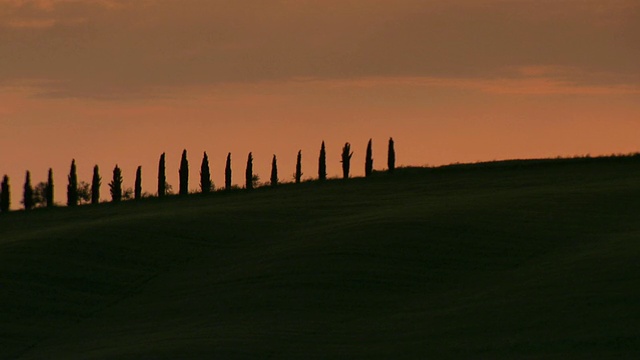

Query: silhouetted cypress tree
[[225, 152, 232, 191], [91, 165, 101, 205], [295, 150, 302, 184], [270, 155, 278, 187], [46, 168, 54, 208], [200, 152, 212, 194], [0, 175, 9, 213], [341, 142, 353, 179], [158, 153, 166, 197], [245, 152, 253, 190], [179, 149, 189, 196], [135, 166, 142, 200], [388, 137, 395, 173], [109, 165, 123, 202], [67, 159, 78, 207], [318, 141, 327, 181], [365, 139, 373, 177], [23, 171, 34, 211]]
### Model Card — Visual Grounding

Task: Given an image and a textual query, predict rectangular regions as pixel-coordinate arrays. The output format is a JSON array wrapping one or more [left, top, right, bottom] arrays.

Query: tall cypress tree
[[46, 168, 54, 208], [67, 159, 78, 207], [158, 153, 166, 197], [135, 166, 142, 200], [225, 152, 232, 191], [109, 165, 123, 202], [365, 139, 373, 177], [179, 149, 189, 196], [318, 141, 327, 181], [388, 137, 396, 173], [341, 142, 353, 179], [270, 155, 278, 187], [91, 165, 101, 205], [245, 152, 253, 190], [200, 152, 212, 194], [1, 175, 9, 213], [23, 171, 34, 210], [295, 150, 302, 184]]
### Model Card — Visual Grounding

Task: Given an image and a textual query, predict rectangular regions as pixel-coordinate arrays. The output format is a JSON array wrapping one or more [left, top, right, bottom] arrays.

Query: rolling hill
[[1, 156, 640, 359]]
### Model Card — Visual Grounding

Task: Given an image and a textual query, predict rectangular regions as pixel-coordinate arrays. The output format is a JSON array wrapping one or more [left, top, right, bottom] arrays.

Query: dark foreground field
[[1, 156, 640, 359]]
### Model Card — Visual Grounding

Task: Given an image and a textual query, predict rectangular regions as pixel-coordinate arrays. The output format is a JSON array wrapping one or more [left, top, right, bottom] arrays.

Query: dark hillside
[[1, 156, 640, 359]]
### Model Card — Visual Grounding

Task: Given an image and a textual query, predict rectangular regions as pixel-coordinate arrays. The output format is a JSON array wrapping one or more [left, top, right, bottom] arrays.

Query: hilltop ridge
[[1, 156, 640, 359]]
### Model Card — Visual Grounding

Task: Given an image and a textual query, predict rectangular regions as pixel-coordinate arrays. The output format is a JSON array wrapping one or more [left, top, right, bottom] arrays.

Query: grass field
[[1, 156, 640, 359]]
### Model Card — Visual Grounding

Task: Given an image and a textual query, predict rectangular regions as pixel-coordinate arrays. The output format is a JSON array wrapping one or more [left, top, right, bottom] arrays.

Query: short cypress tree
[[135, 166, 142, 200], [1, 175, 9, 213], [46, 168, 54, 208], [245, 152, 253, 190], [158, 153, 166, 197], [23, 171, 34, 210], [318, 141, 327, 181], [91, 165, 101, 205], [179, 149, 189, 196], [109, 165, 123, 202], [225, 153, 232, 191], [200, 152, 212, 194], [270, 155, 278, 187], [341, 142, 353, 179], [388, 137, 396, 173], [67, 159, 78, 207], [295, 150, 302, 184]]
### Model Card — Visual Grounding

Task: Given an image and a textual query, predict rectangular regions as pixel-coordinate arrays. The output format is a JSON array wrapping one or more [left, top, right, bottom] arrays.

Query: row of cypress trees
[[0, 138, 395, 213], [65, 161, 134, 206]]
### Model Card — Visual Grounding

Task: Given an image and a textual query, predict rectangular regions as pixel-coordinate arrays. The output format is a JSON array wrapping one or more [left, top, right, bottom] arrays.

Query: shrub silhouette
[[179, 149, 189, 196], [341, 142, 353, 179], [388, 137, 395, 173], [46, 168, 54, 208], [1, 175, 9, 213], [365, 139, 373, 177], [91, 165, 101, 205], [23, 171, 34, 211], [135, 166, 142, 200], [245, 152, 253, 190], [78, 181, 91, 204], [271, 155, 278, 187], [109, 165, 123, 202], [158, 153, 166, 197], [295, 150, 302, 184], [319, 141, 327, 181], [67, 159, 78, 207], [200, 152, 212, 194], [123, 187, 134, 200], [33, 182, 47, 208], [225, 153, 232, 191]]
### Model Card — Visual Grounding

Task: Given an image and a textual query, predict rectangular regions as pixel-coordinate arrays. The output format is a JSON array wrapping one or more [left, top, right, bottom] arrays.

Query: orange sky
[[1, 0, 639, 206]]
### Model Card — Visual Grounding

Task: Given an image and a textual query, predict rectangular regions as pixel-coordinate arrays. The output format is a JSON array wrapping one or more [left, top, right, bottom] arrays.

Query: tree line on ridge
[[0, 138, 396, 213]]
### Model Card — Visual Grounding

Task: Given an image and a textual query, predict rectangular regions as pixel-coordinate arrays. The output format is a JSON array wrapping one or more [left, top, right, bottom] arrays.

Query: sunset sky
[[1, 0, 639, 205]]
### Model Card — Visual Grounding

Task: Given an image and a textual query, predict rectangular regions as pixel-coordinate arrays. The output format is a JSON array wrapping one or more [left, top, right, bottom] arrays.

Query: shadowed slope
[[1, 157, 640, 359]]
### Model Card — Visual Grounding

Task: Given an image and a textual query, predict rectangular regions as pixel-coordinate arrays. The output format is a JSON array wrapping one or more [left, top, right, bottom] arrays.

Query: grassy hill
[[1, 156, 640, 359]]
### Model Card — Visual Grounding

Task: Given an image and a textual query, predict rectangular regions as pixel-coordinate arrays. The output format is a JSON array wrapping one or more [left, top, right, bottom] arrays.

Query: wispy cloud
[[0, 0, 120, 30], [0, 0, 638, 99], [0, 0, 123, 10], [4, 18, 55, 28], [296, 74, 640, 96]]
